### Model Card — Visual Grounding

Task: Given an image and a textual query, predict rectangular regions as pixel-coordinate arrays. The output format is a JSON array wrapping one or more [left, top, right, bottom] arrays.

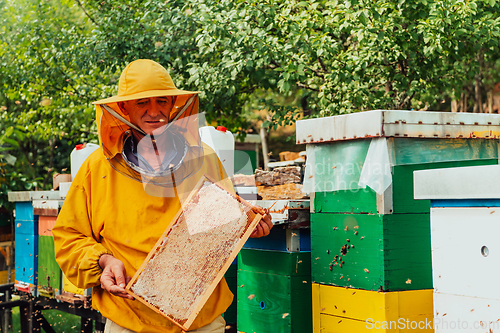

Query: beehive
[[414, 165, 500, 333], [126, 176, 262, 331], [237, 249, 312, 333], [297, 111, 500, 295], [35, 202, 63, 297], [14, 204, 39, 292], [311, 212, 432, 291], [312, 284, 434, 333]]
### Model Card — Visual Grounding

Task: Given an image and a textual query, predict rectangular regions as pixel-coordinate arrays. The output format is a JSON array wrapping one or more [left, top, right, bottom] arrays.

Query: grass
[[9, 306, 92, 333]]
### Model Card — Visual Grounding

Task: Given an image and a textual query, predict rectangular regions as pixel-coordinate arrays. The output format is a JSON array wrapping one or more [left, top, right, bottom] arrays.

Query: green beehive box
[[311, 212, 432, 292], [37, 235, 62, 293], [315, 158, 498, 215], [306, 137, 498, 214], [237, 249, 312, 333]]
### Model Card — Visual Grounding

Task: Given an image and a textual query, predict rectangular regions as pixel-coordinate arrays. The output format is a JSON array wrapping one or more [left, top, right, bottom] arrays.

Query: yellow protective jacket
[[52, 144, 233, 332]]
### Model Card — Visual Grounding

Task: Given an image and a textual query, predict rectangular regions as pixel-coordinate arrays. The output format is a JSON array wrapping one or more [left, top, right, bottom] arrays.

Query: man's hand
[[99, 254, 134, 300], [250, 211, 273, 238]]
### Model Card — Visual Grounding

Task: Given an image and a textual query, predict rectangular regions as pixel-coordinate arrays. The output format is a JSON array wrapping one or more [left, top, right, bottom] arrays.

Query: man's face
[[120, 96, 174, 134]]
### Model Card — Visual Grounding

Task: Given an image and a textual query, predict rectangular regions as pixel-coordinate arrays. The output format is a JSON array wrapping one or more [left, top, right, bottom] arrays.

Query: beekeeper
[[53, 59, 273, 333]]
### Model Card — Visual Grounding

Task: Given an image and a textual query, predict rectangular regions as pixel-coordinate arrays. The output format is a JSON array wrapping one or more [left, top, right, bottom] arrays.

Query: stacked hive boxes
[[296, 110, 500, 332], [8, 190, 92, 301], [237, 200, 312, 333], [9, 191, 60, 295]]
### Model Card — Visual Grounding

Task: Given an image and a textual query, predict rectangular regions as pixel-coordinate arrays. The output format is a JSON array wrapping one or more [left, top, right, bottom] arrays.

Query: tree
[[80, 0, 500, 116], [1, 0, 499, 205], [0, 0, 110, 207]]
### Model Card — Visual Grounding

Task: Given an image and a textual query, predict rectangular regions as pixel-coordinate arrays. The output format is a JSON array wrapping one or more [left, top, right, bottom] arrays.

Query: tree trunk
[[460, 91, 468, 112], [487, 89, 494, 113], [301, 95, 311, 117], [474, 74, 483, 113], [451, 99, 458, 112], [260, 126, 270, 171], [474, 51, 484, 113]]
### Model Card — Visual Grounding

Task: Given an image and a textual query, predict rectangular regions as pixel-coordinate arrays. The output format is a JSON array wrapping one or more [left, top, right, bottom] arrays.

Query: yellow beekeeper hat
[[93, 59, 199, 105]]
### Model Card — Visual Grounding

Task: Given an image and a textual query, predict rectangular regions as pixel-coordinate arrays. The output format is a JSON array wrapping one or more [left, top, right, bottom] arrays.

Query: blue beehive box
[[15, 233, 38, 286], [15, 220, 39, 235], [244, 227, 311, 252], [14, 202, 39, 293], [15, 202, 38, 221]]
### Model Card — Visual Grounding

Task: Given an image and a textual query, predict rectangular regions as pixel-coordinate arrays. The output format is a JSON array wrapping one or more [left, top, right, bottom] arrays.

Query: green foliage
[[11, 307, 84, 333], [1, 0, 499, 213], [0, 0, 103, 207], [82, 0, 500, 116]]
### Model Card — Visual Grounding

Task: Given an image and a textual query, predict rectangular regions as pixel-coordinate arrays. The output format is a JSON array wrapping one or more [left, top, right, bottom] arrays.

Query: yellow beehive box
[[312, 284, 434, 333]]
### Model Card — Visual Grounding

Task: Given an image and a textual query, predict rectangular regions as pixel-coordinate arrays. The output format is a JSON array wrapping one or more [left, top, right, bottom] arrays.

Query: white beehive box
[[415, 165, 500, 332], [296, 110, 500, 144]]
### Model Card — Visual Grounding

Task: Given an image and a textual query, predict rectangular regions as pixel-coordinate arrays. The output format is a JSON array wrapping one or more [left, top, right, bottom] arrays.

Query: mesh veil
[[96, 94, 206, 197]]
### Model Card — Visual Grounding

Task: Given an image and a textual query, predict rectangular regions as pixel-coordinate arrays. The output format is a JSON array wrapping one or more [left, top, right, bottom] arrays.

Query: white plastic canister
[[199, 126, 235, 177], [70, 143, 100, 180]]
